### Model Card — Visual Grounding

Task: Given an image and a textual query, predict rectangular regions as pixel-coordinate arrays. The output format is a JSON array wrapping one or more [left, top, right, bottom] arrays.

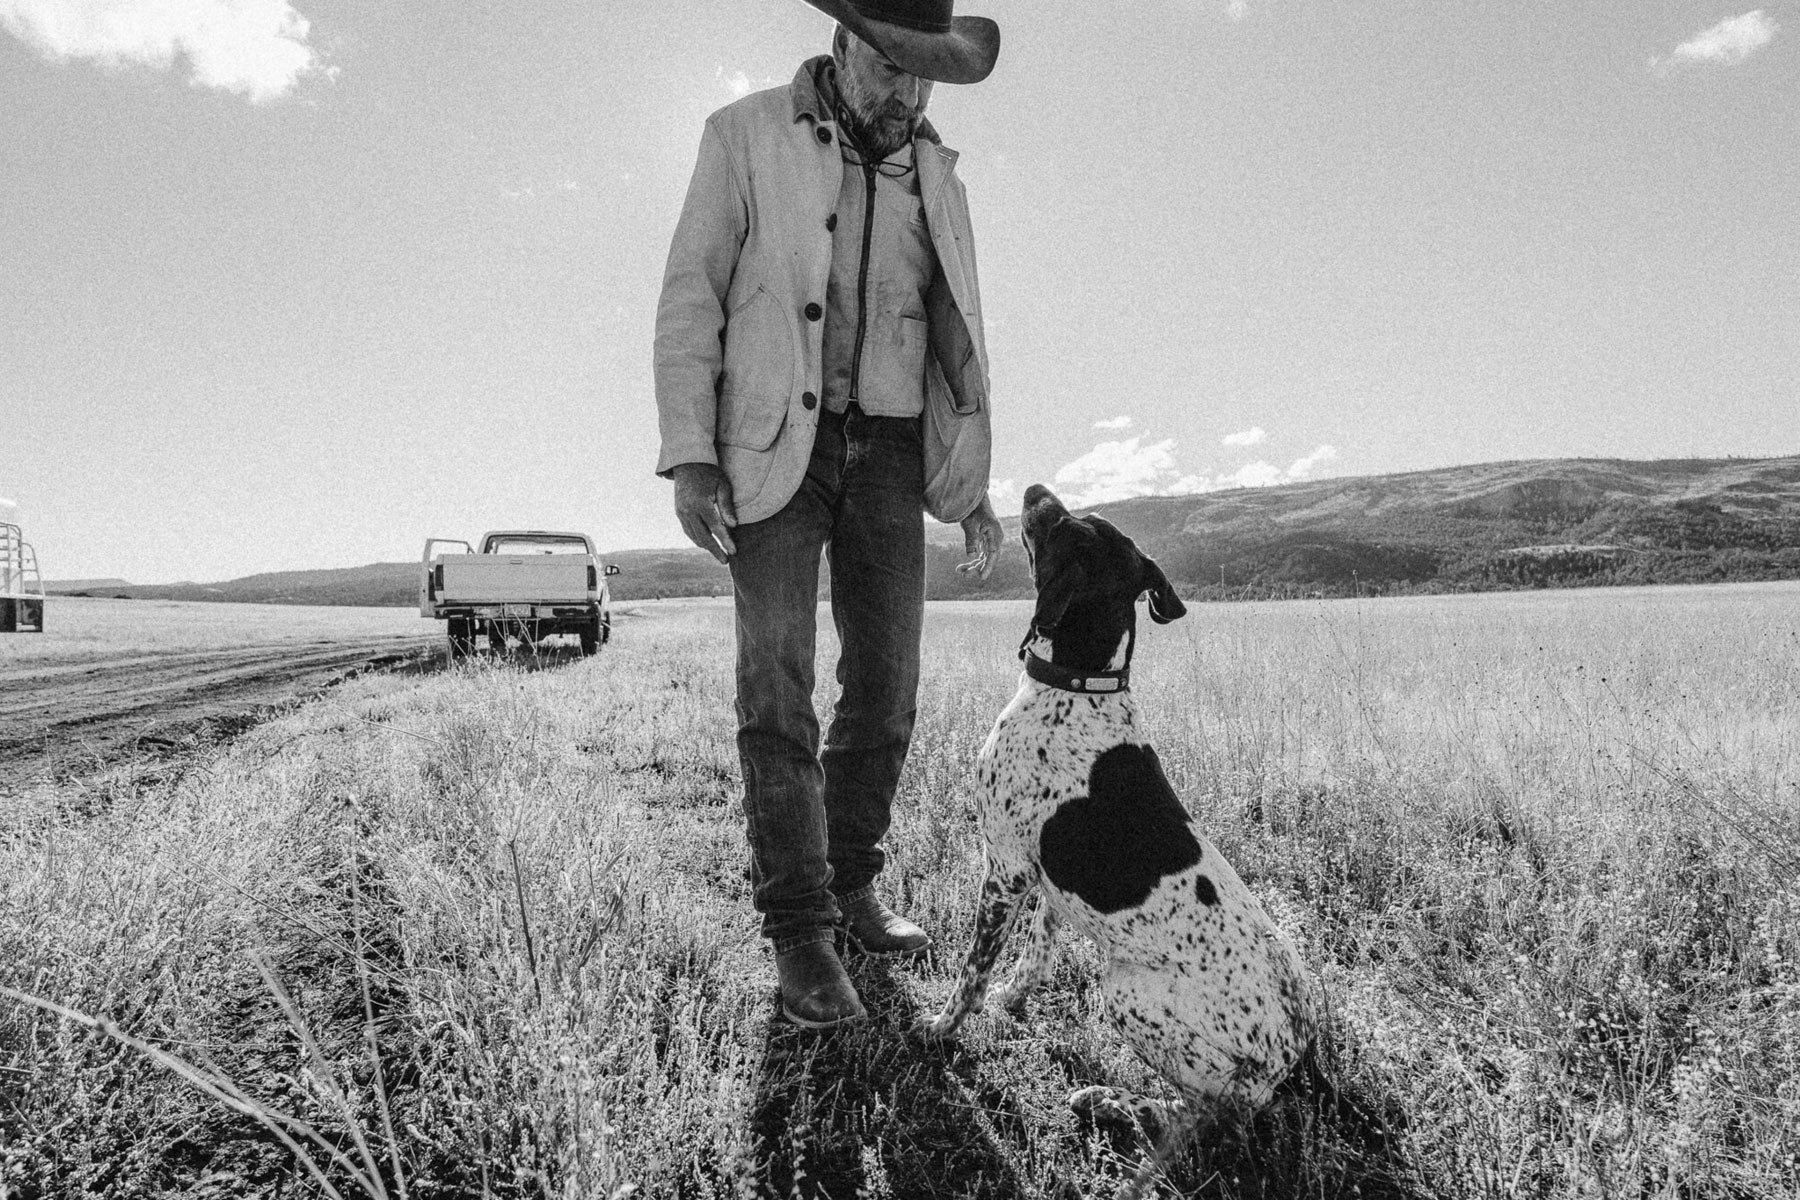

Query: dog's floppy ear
[[1029, 514, 1089, 636], [1141, 553, 1187, 624], [1031, 556, 1088, 636]]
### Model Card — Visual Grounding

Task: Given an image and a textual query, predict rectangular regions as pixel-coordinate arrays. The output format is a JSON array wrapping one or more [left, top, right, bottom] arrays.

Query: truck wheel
[[580, 615, 603, 656], [447, 617, 475, 662]]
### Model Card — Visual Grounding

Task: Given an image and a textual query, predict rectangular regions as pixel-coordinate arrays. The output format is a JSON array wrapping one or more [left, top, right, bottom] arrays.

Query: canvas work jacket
[[654, 57, 993, 526]]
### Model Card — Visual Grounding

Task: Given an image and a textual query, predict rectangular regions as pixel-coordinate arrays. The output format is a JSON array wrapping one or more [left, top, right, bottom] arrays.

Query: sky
[[2, 0, 1796, 583]]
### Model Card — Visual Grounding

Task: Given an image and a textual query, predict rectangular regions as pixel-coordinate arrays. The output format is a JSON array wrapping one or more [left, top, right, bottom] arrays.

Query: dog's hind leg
[[920, 853, 1034, 1039], [1069, 1086, 1189, 1148], [990, 891, 1058, 1014], [1069, 1086, 1199, 1200], [1113, 1108, 1204, 1200]]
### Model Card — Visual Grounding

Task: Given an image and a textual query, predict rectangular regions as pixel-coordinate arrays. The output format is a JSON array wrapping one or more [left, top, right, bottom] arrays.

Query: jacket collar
[[790, 55, 944, 147]]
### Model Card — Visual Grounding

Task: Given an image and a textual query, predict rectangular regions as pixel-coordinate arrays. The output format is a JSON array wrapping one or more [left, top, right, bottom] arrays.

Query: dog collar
[[1023, 651, 1129, 694]]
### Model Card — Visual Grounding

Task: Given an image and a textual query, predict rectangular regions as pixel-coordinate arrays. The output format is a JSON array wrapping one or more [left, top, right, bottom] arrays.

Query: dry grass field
[[3, 584, 1797, 1199]]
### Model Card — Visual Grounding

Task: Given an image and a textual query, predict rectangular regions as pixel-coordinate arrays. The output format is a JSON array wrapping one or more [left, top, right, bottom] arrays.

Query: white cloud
[[1221, 426, 1267, 447], [1287, 444, 1339, 478], [1218, 461, 1285, 489], [1093, 415, 1133, 430], [1046, 435, 1342, 509], [987, 477, 1023, 514], [1054, 436, 1183, 507], [501, 175, 582, 202], [1202, 447, 1336, 491], [0, 496, 17, 511], [717, 67, 785, 99], [0, 0, 329, 102], [1652, 10, 1778, 70]]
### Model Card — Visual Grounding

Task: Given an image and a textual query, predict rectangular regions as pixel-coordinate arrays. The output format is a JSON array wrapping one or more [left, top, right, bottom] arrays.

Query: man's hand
[[957, 495, 1004, 581], [672, 463, 738, 564]]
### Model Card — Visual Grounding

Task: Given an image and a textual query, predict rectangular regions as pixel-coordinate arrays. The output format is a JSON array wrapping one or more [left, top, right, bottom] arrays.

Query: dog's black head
[[1019, 484, 1187, 671]]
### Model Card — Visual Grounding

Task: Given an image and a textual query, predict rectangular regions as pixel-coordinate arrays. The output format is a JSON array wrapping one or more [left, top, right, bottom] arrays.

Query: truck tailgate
[[438, 557, 590, 604]]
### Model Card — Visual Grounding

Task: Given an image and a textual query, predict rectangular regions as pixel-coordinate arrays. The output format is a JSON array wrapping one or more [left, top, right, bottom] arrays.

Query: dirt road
[[0, 634, 434, 783]]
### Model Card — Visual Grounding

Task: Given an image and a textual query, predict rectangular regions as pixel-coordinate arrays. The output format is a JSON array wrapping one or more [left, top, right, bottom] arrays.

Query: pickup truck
[[419, 530, 619, 659]]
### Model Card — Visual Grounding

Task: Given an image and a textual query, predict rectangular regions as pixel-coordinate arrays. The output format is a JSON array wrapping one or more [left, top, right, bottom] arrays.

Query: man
[[654, 0, 1004, 1028]]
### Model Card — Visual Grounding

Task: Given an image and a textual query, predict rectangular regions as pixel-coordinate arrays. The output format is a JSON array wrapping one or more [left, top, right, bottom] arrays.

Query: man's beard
[[839, 88, 920, 160]]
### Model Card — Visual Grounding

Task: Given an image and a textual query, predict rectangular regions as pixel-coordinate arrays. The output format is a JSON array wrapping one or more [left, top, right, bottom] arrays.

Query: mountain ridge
[[49, 455, 1800, 606]]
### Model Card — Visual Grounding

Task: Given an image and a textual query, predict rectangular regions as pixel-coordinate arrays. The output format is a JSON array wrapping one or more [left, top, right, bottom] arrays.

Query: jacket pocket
[[718, 395, 786, 512], [718, 388, 788, 450], [718, 286, 794, 435]]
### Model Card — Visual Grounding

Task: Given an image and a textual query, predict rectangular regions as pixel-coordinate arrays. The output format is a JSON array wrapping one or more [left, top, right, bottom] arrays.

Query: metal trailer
[[1, 522, 46, 633]]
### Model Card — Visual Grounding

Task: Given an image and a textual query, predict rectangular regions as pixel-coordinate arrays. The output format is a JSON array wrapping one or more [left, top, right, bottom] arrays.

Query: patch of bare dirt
[[0, 636, 437, 785]]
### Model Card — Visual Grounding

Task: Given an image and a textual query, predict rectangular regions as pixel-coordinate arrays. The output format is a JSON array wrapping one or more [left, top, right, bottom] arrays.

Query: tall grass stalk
[[0, 986, 382, 1200]]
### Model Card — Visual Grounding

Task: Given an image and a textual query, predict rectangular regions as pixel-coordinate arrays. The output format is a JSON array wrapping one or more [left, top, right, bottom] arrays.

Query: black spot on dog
[[1195, 875, 1218, 906], [1038, 744, 1202, 914]]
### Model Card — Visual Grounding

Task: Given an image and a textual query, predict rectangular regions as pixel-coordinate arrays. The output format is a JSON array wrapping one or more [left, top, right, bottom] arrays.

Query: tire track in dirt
[[0, 635, 436, 782]]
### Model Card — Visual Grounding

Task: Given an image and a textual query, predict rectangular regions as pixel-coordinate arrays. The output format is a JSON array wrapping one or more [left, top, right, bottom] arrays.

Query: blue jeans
[[729, 404, 926, 952]]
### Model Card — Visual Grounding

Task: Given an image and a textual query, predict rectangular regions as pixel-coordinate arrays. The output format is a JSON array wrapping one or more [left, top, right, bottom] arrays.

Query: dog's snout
[[1022, 484, 1056, 510]]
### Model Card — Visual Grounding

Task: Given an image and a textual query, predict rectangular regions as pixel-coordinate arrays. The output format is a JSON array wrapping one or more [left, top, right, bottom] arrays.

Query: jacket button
[[826, 213, 837, 232], [816, 127, 832, 144], [804, 302, 822, 321], [802, 391, 818, 410]]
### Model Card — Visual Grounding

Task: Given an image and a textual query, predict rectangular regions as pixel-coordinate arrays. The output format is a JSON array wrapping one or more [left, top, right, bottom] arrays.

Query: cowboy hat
[[800, 0, 999, 85]]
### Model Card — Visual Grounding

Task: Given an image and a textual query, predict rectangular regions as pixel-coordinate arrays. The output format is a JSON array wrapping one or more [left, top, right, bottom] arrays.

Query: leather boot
[[836, 884, 932, 957], [774, 939, 867, 1029]]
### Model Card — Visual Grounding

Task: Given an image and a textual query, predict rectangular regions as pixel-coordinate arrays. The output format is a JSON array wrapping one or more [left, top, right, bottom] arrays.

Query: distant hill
[[54, 562, 425, 607], [49, 549, 733, 607], [42, 577, 131, 592], [50, 456, 1800, 606], [603, 549, 732, 600], [922, 454, 1800, 601]]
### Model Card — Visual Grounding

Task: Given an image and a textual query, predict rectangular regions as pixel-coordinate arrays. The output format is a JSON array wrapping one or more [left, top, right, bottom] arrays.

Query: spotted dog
[[923, 484, 1319, 1172]]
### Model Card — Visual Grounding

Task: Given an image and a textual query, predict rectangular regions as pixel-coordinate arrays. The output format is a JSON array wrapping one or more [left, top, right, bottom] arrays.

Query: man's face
[[836, 31, 933, 154]]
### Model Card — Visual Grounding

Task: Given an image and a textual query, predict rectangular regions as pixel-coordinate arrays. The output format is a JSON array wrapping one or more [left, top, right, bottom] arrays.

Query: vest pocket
[[897, 315, 930, 410]]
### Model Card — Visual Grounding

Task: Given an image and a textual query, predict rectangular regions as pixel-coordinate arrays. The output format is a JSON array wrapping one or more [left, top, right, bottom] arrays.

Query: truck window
[[485, 537, 590, 555]]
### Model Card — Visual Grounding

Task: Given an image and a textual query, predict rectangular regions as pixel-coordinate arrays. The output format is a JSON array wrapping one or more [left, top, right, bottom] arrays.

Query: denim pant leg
[[729, 454, 840, 952], [821, 410, 926, 896]]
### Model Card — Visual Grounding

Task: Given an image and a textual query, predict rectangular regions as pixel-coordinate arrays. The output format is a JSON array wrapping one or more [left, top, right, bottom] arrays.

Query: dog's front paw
[[917, 1012, 964, 1041]]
